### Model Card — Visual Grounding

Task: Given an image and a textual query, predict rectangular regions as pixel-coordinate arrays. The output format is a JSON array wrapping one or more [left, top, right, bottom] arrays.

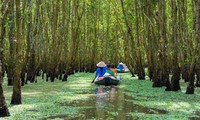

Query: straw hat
[[97, 61, 106, 67]]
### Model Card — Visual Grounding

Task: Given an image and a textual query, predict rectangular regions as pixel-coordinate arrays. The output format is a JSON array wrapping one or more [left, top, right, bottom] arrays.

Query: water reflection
[[44, 86, 168, 120], [95, 86, 120, 109], [189, 111, 200, 120], [95, 86, 107, 110], [94, 86, 134, 120]]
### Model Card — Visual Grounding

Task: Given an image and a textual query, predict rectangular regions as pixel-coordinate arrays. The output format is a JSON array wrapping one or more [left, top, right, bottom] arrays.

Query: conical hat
[[97, 61, 106, 67], [119, 62, 123, 65]]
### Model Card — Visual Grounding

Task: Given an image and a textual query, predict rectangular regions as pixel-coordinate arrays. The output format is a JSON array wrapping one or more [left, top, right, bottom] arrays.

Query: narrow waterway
[[43, 85, 167, 120]]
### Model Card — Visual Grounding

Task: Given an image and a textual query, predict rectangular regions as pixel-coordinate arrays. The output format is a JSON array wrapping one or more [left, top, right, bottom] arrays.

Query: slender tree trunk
[[186, 64, 195, 94], [62, 0, 71, 81], [0, 61, 10, 117], [0, 0, 10, 117], [135, 0, 145, 80], [182, 64, 189, 82], [0, 0, 10, 78], [194, 0, 200, 87], [195, 65, 200, 87], [153, 0, 169, 87], [186, 0, 200, 94], [143, 1, 155, 81], [11, 0, 22, 105], [170, 0, 181, 91], [26, 0, 39, 83], [7, 0, 15, 86], [180, 0, 189, 83]]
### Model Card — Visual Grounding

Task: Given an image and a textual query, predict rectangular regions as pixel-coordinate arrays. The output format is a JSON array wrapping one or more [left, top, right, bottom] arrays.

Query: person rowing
[[91, 61, 107, 83], [117, 62, 125, 72]]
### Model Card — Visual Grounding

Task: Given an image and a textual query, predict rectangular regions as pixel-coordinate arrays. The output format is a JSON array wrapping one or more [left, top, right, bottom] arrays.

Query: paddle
[[92, 69, 98, 83], [91, 77, 96, 83]]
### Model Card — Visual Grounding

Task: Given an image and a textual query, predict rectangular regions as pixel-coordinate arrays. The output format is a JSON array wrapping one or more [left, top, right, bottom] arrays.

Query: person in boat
[[103, 63, 116, 80], [110, 64, 117, 77], [94, 61, 107, 81], [123, 64, 129, 72], [105, 64, 115, 77], [117, 62, 125, 72]]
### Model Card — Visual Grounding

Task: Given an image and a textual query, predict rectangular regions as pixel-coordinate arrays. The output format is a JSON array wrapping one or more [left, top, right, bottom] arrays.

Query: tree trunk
[[7, 0, 15, 86], [153, 0, 169, 87], [194, 0, 200, 88], [26, 49, 36, 83], [186, 0, 200, 94], [170, 0, 181, 91], [135, 0, 145, 80], [186, 64, 195, 94], [143, 1, 155, 81], [0, 61, 10, 117], [195, 65, 200, 87], [24, 0, 33, 84], [0, 0, 10, 79], [182, 64, 189, 82], [11, 0, 22, 105]]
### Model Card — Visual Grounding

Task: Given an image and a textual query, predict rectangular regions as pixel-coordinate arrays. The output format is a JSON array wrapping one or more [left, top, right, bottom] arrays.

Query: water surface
[[43, 85, 167, 120]]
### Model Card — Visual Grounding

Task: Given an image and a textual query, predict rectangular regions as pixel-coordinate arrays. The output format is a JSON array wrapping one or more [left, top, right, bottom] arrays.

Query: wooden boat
[[94, 77, 120, 86], [117, 70, 129, 73]]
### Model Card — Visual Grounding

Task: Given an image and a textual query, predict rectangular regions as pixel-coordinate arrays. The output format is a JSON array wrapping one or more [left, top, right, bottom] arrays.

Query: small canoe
[[94, 77, 120, 86]]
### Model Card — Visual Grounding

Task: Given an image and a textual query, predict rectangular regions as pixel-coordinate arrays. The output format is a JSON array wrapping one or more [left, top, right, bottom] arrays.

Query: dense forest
[[0, 0, 200, 117]]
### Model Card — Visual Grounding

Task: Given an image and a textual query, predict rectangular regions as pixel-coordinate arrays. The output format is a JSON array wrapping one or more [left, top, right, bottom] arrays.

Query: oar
[[91, 77, 96, 83]]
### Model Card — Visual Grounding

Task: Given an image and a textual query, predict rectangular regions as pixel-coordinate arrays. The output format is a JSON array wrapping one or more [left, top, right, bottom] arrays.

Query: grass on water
[[2, 72, 200, 120]]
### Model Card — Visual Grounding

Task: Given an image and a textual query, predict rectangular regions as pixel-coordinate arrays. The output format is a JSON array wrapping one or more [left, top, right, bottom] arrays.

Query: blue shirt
[[117, 64, 124, 71], [95, 66, 107, 78]]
